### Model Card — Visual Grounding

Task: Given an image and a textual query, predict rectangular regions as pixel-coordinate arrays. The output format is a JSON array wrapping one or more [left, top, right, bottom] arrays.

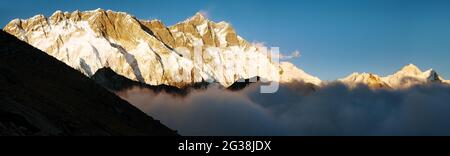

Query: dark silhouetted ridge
[[0, 30, 177, 136], [92, 67, 209, 95], [227, 77, 261, 91]]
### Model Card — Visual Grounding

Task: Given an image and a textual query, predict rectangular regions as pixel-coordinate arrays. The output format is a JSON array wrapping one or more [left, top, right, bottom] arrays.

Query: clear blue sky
[[1, 0, 450, 80]]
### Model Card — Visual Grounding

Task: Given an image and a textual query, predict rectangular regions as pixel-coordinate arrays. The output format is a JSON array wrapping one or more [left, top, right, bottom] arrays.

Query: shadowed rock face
[[91, 67, 209, 96], [227, 77, 262, 91], [0, 30, 177, 136], [91, 67, 318, 95]]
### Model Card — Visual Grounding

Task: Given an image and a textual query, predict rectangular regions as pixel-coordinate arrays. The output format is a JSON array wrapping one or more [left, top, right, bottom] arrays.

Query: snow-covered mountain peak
[[189, 12, 208, 22], [279, 62, 322, 86], [339, 72, 390, 89], [51, 10, 64, 16], [398, 64, 422, 75], [423, 69, 441, 82], [168, 12, 240, 48], [385, 64, 443, 85]]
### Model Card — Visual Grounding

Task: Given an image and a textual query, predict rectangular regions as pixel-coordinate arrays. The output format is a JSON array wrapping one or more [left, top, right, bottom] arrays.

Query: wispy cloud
[[279, 50, 301, 60], [251, 41, 301, 60], [251, 41, 266, 48], [198, 10, 209, 18]]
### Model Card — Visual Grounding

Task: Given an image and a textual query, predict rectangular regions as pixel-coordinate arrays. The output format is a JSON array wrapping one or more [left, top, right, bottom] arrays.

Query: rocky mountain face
[[3, 9, 321, 88], [340, 64, 449, 89], [0, 30, 177, 136]]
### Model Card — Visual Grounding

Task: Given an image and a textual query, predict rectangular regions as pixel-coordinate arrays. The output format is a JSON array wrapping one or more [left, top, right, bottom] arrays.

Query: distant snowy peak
[[4, 9, 321, 88], [279, 62, 322, 86], [383, 64, 444, 89], [397, 64, 423, 75], [339, 72, 390, 89], [341, 64, 448, 89]]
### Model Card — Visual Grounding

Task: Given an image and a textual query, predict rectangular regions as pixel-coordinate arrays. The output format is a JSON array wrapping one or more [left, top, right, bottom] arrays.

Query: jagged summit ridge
[[382, 64, 445, 89], [186, 12, 208, 23], [4, 9, 321, 88]]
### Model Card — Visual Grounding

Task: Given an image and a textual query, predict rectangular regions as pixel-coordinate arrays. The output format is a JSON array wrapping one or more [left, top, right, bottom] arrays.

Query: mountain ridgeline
[[0, 30, 177, 136], [339, 64, 449, 89], [3, 9, 321, 89]]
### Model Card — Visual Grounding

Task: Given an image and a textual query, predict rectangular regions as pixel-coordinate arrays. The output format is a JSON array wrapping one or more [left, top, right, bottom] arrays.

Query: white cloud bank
[[117, 82, 450, 136]]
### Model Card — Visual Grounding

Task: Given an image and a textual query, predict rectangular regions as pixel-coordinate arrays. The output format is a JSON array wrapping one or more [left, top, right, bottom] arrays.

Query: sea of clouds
[[117, 82, 450, 136]]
